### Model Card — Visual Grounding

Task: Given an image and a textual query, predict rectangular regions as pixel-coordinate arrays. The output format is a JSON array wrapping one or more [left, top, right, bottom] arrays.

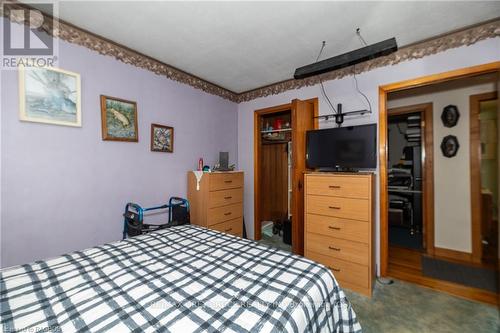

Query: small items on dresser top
[[187, 171, 244, 237]]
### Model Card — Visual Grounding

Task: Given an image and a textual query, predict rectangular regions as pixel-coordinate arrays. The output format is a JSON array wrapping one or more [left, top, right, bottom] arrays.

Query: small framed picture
[[19, 65, 81, 127], [151, 123, 174, 153], [100, 95, 138, 142]]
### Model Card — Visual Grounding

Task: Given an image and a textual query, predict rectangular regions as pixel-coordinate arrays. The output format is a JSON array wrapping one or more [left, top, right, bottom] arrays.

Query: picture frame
[[150, 123, 174, 153], [100, 95, 138, 142], [441, 105, 460, 128], [18, 65, 81, 127], [440, 135, 460, 158]]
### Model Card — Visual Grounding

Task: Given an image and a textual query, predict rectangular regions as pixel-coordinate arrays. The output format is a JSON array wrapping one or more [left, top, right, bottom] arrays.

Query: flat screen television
[[306, 124, 377, 170]]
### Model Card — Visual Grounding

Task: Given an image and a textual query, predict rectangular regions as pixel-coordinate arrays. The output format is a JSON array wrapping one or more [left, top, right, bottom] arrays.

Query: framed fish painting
[[100, 95, 138, 142], [150, 123, 174, 153], [19, 65, 81, 127]]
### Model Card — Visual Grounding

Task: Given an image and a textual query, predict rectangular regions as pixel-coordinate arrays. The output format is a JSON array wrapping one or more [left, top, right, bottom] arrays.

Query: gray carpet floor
[[344, 279, 499, 333], [257, 226, 498, 332], [258, 223, 292, 252]]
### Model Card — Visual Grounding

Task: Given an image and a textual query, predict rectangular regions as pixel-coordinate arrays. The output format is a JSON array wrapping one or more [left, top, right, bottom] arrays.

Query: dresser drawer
[[208, 188, 243, 208], [306, 195, 369, 221], [211, 217, 243, 237], [306, 175, 369, 199], [306, 251, 369, 289], [209, 172, 243, 191], [306, 233, 369, 265], [306, 214, 369, 244], [207, 203, 243, 226]]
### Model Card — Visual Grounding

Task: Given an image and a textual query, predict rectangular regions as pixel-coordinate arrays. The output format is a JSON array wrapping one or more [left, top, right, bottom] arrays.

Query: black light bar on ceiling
[[294, 37, 398, 80]]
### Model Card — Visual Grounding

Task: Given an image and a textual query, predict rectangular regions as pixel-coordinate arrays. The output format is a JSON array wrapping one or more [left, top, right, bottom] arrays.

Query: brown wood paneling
[[259, 143, 288, 222]]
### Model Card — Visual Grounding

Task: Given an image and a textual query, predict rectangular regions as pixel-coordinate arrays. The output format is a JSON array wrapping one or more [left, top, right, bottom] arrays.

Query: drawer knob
[[328, 206, 341, 210], [224, 196, 232, 199], [328, 226, 341, 230], [328, 266, 340, 272], [225, 228, 233, 232], [224, 212, 232, 216], [328, 246, 341, 251], [224, 180, 233, 183], [329, 185, 341, 189]]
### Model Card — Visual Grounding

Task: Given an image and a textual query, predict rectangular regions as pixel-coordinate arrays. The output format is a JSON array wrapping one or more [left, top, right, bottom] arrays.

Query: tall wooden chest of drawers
[[304, 172, 375, 296], [187, 171, 244, 237]]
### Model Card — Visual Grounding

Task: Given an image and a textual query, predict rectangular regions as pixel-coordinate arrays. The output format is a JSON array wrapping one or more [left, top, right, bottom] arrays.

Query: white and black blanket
[[1, 225, 361, 332]]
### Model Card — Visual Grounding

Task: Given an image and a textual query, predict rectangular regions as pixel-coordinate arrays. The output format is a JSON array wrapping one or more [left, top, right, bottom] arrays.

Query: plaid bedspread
[[1, 225, 361, 333]]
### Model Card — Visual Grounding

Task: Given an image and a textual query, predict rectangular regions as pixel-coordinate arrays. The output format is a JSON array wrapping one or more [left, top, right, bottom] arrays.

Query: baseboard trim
[[433, 247, 472, 263], [387, 266, 498, 305]]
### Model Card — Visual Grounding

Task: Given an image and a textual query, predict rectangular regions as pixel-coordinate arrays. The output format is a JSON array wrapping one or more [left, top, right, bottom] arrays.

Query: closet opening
[[259, 110, 293, 252], [254, 98, 318, 255]]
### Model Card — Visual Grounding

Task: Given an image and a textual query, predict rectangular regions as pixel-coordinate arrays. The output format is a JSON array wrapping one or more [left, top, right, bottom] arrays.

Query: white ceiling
[[30, 1, 500, 93]]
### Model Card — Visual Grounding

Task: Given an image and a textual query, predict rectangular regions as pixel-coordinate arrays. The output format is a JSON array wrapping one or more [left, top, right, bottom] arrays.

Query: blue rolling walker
[[122, 197, 190, 239]]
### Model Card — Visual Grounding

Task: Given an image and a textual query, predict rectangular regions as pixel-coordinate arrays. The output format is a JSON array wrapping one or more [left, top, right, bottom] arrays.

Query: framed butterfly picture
[[150, 123, 174, 153]]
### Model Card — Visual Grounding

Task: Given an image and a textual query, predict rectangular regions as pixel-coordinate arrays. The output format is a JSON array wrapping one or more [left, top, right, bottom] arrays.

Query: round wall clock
[[440, 135, 460, 158], [441, 105, 460, 127]]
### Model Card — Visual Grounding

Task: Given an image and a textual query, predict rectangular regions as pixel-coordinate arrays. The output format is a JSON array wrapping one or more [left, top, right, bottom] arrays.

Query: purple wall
[[237, 37, 500, 274], [0, 21, 238, 267]]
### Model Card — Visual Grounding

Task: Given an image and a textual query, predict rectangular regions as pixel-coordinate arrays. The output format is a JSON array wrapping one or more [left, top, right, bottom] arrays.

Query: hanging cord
[[316, 40, 326, 62], [353, 64, 372, 113], [353, 28, 372, 113], [356, 27, 368, 47], [316, 41, 337, 114]]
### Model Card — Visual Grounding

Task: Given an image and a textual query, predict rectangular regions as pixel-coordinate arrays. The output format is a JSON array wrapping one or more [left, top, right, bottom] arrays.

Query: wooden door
[[291, 98, 317, 255], [260, 143, 289, 222]]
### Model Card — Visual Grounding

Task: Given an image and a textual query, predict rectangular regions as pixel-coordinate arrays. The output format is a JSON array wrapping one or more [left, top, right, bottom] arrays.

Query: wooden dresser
[[187, 171, 244, 237], [304, 172, 375, 296]]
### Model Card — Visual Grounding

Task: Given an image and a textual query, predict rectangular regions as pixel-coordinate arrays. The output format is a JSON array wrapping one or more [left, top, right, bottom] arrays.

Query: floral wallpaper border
[[2, 3, 499, 104]]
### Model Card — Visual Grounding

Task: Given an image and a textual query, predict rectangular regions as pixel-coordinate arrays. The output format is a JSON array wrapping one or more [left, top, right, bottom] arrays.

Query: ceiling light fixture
[[294, 37, 398, 79]]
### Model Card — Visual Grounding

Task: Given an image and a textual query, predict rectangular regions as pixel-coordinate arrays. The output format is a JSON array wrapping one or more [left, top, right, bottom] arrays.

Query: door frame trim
[[469, 91, 498, 263], [379, 61, 500, 276]]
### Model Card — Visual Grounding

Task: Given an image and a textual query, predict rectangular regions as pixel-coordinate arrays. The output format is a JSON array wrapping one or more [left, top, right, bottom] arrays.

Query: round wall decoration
[[440, 135, 460, 158], [441, 105, 460, 127]]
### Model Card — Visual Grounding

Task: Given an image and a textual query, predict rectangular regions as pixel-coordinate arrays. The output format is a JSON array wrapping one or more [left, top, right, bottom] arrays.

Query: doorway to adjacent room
[[379, 62, 500, 305]]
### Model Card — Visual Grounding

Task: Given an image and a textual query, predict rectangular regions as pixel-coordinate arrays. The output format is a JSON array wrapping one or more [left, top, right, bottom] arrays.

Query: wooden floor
[[388, 246, 498, 305]]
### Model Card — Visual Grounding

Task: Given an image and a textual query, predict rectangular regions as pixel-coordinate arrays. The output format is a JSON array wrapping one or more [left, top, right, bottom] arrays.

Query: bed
[[0, 225, 361, 332]]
